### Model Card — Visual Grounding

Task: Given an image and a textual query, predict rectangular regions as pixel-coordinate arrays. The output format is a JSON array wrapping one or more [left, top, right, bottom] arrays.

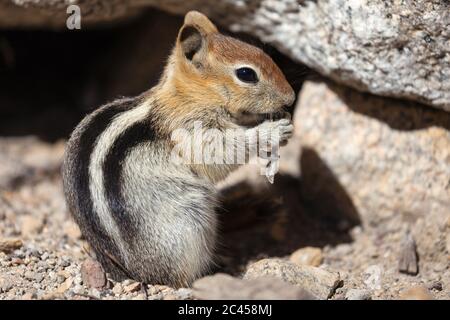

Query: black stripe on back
[[102, 118, 156, 242], [67, 97, 138, 264]]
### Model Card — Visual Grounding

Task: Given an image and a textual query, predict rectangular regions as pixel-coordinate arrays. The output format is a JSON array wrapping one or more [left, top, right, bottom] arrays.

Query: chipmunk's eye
[[235, 67, 258, 84]]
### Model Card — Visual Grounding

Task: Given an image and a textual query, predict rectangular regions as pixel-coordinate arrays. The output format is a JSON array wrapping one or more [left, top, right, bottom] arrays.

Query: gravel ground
[[0, 136, 448, 300]]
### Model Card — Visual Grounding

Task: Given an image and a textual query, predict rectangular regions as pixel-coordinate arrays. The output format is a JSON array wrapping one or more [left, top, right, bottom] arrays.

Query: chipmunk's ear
[[177, 11, 218, 63]]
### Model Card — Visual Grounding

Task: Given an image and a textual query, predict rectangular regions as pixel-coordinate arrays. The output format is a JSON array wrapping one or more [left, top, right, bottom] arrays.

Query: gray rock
[[89, 288, 101, 299], [293, 81, 450, 225], [112, 283, 123, 295], [80, 259, 107, 289], [244, 259, 341, 299], [345, 289, 371, 300], [175, 288, 193, 300], [71, 284, 85, 295], [398, 232, 419, 275], [0, 276, 14, 293], [290, 247, 323, 267], [34, 273, 45, 283], [56, 275, 66, 284], [24, 271, 36, 281], [1, 0, 447, 110], [193, 273, 316, 300], [123, 281, 141, 293], [428, 281, 443, 292]]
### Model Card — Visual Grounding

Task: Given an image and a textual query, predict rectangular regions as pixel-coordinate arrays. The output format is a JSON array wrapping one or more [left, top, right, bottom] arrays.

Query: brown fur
[[149, 11, 295, 136], [209, 34, 293, 97]]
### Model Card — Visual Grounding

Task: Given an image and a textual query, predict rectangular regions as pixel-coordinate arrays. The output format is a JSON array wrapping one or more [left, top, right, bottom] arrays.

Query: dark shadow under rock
[[331, 80, 450, 132], [216, 147, 360, 275]]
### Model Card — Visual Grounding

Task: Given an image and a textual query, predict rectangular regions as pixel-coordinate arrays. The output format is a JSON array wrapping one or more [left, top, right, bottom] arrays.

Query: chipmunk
[[62, 11, 295, 287]]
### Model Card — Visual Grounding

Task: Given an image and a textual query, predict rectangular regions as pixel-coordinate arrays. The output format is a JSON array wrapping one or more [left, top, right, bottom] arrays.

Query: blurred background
[[0, 1, 449, 300]]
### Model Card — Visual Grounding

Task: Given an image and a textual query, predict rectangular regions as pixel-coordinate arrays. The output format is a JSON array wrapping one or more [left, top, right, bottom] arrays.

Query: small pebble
[[57, 275, 66, 284], [60, 259, 70, 268], [55, 278, 73, 294], [398, 232, 419, 275], [89, 288, 101, 299], [345, 288, 371, 300], [428, 281, 443, 292], [176, 288, 193, 300], [72, 284, 85, 295], [290, 247, 323, 267], [124, 281, 141, 293], [399, 286, 434, 300], [80, 259, 106, 289], [24, 271, 35, 281], [112, 283, 123, 295], [0, 277, 14, 292]]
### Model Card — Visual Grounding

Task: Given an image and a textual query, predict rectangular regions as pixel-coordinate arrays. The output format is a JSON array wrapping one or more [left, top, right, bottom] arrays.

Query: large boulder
[[1, 0, 449, 110], [290, 80, 450, 283], [293, 80, 450, 223]]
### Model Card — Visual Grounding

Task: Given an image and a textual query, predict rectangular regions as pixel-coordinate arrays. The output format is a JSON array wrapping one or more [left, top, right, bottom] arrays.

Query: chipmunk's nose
[[282, 88, 296, 107]]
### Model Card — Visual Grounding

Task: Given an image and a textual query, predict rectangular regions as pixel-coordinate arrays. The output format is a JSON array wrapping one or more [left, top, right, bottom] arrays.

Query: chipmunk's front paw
[[259, 118, 294, 147], [275, 118, 294, 145], [253, 119, 293, 160]]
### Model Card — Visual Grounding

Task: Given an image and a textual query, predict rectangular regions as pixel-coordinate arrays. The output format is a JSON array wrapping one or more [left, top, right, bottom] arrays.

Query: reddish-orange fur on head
[[209, 34, 294, 98], [154, 11, 295, 130]]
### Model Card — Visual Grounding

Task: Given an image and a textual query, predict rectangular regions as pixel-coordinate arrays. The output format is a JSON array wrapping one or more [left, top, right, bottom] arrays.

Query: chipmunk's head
[[165, 11, 295, 125]]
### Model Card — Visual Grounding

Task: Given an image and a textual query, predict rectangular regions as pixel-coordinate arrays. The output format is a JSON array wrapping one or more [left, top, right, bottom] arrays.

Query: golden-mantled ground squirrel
[[62, 11, 295, 287]]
